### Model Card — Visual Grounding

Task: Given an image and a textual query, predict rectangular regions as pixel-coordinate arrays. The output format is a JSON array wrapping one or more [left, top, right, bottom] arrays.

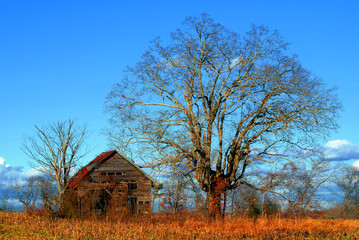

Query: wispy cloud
[[323, 140, 359, 161]]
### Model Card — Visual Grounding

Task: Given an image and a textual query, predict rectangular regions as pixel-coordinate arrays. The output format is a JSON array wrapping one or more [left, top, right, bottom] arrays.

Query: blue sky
[[1, 0, 359, 182]]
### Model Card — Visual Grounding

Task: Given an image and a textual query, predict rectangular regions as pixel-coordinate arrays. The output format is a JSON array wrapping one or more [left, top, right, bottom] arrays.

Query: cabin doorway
[[94, 189, 111, 214], [128, 197, 137, 214]]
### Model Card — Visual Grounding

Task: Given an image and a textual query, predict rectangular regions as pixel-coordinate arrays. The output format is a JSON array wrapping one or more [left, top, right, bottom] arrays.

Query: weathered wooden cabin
[[67, 150, 155, 215]]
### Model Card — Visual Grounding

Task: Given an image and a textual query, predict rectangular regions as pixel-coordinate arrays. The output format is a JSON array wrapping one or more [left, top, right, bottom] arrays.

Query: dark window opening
[[128, 183, 137, 190], [99, 172, 124, 177]]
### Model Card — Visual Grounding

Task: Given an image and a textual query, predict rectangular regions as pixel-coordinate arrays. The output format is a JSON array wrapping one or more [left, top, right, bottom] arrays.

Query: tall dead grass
[[1, 212, 358, 239]]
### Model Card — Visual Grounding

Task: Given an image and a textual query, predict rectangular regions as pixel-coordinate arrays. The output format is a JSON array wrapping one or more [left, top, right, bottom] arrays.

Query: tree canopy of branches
[[278, 153, 335, 215], [23, 119, 89, 209], [106, 14, 341, 214]]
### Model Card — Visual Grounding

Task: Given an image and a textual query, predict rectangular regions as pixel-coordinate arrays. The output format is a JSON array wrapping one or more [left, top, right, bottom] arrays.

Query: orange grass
[[1, 212, 359, 239]]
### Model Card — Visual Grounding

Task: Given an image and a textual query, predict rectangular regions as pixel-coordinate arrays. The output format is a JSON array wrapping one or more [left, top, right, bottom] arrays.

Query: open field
[[1, 212, 359, 239]]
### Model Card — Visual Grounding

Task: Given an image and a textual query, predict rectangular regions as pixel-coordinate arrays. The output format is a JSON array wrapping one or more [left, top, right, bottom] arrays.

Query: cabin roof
[[67, 149, 155, 188]]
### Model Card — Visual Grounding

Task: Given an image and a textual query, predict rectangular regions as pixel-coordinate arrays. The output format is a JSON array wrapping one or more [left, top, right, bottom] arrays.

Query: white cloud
[[0, 157, 41, 190], [229, 56, 244, 68], [353, 160, 359, 169], [0, 157, 10, 167], [23, 168, 42, 177], [0, 157, 23, 188], [323, 139, 359, 161], [324, 140, 350, 149]]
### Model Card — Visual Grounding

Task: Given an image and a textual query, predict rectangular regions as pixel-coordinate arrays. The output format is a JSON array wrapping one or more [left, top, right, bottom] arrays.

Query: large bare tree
[[23, 119, 89, 208], [106, 14, 341, 214]]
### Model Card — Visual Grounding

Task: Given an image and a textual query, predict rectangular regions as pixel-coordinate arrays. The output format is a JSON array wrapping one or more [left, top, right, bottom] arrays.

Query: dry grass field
[[1, 212, 359, 239]]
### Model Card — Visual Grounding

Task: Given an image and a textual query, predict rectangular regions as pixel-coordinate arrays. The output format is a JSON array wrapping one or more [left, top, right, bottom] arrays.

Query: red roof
[[67, 150, 116, 188], [88, 150, 116, 165]]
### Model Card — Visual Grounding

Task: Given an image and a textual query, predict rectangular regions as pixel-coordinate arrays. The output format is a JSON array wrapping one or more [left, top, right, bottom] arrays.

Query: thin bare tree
[[0, 189, 12, 212], [278, 153, 335, 215], [10, 176, 39, 213], [160, 164, 190, 213], [106, 14, 341, 215], [334, 166, 359, 217], [23, 119, 89, 209]]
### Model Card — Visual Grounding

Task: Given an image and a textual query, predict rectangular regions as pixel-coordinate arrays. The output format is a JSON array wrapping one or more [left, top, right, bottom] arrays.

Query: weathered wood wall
[[80, 152, 152, 214]]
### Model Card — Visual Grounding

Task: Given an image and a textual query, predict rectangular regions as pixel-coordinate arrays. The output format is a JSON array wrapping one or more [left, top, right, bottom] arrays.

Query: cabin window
[[128, 183, 137, 190], [100, 172, 123, 176], [138, 200, 150, 205]]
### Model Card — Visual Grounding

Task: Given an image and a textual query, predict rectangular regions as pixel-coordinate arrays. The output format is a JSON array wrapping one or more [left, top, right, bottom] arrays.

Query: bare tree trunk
[[223, 192, 227, 219], [207, 191, 220, 218]]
